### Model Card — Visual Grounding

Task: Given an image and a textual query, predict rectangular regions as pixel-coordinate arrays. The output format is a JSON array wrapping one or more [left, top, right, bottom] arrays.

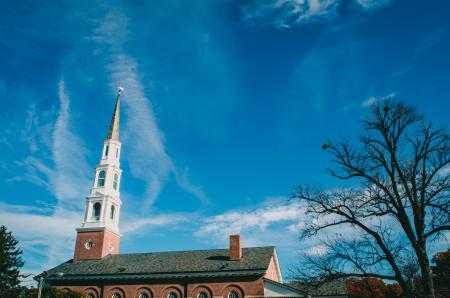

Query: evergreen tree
[[0, 225, 24, 294]]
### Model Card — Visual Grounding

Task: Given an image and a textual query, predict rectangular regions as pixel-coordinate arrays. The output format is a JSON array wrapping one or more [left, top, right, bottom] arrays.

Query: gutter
[[45, 269, 267, 281]]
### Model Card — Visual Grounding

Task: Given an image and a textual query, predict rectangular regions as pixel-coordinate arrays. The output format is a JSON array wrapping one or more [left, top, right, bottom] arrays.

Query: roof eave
[[46, 269, 267, 282]]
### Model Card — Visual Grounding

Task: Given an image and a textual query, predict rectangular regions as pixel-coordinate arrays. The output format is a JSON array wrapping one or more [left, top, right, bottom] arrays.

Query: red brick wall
[[54, 276, 266, 298], [73, 229, 120, 261]]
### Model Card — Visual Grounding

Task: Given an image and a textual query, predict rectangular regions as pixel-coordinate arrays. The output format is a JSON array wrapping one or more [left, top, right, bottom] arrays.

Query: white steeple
[[79, 87, 123, 235]]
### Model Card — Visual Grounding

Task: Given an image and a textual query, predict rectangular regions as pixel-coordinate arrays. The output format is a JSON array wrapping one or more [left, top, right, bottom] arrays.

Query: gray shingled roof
[[45, 247, 275, 280], [288, 279, 348, 296]]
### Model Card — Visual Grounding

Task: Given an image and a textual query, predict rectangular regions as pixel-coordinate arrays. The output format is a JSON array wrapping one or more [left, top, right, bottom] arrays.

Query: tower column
[[74, 87, 124, 261]]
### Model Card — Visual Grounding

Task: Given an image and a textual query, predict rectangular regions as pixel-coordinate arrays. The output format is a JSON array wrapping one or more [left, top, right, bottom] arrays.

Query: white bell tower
[[73, 87, 124, 261]]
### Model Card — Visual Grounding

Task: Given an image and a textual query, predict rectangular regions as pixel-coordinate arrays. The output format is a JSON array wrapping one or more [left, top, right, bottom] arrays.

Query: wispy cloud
[[287, 39, 362, 117], [338, 92, 397, 114], [108, 54, 173, 208], [0, 203, 81, 270], [354, 0, 393, 11], [195, 197, 307, 247], [389, 26, 447, 82], [4, 79, 92, 273], [51, 80, 91, 205], [362, 92, 397, 107], [107, 53, 209, 208], [17, 80, 90, 208], [4, 6, 211, 276], [12, 79, 90, 209], [389, 65, 412, 81], [242, 0, 394, 28], [362, 96, 377, 107], [121, 212, 193, 234], [91, 10, 209, 209], [173, 167, 209, 205], [412, 26, 447, 60]]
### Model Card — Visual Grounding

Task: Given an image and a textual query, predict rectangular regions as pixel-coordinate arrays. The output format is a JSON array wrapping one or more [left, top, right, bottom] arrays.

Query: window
[[110, 205, 115, 220], [112, 293, 122, 298], [116, 148, 119, 158], [139, 293, 149, 298], [97, 170, 106, 187], [105, 145, 109, 157], [168, 292, 178, 298], [198, 292, 208, 298], [87, 294, 95, 298], [113, 173, 118, 190], [93, 203, 101, 220], [228, 291, 239, 298]]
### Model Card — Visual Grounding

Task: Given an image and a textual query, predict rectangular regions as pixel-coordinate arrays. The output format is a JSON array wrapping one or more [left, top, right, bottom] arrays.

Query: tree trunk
[[418, 248, 435, 298], [401, 283, 415, 298]]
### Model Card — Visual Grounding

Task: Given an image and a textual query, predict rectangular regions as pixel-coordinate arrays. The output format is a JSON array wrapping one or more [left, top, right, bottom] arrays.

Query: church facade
[[41, 89, 306, 298]]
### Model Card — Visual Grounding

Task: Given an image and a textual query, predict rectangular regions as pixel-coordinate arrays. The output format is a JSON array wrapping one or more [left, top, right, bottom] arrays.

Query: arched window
[[198, 292, 208, 298], [168, 292, 178, 298], [112, 293, 122, 298], [110, 205, 115, 220], [85, 288, 98, 298], [228, 291, 239, 298], [105, 145, 109, 157], [139, 293, 149, 298], [97, 170, 106, 187], [93, 203, 101, 220], [113, 173, 118, 190]]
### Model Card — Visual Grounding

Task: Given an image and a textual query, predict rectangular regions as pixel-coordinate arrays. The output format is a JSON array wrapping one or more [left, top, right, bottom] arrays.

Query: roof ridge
[[111, 246, 275, 256]]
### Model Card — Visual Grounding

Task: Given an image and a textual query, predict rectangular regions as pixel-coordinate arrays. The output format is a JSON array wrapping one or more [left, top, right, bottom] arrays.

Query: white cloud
[[51, 80, 91, 206], [92, 10, 209, 209], [0, 200, 196, 273], [195, 198, 307, 247], [17, 80, 91, 209], [0, 204, 82, 270], [362, 92, 397, 107], [242, 0, 394, 28], [121, 212, 193, 234], [304, 244, 328, 256], [193, 194, 406, 255], [4, 8, 210, 278], [108, 54, 173, 209], [354, 0, 392, 10], [4, 79, 93, 274], [173, 167, 210, 205], [362, 96, 377, 107], [107, 54, 209, 208]]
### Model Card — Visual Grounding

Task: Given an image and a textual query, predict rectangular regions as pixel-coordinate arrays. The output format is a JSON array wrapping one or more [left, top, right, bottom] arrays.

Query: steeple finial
[[106, 87, 123, 141]]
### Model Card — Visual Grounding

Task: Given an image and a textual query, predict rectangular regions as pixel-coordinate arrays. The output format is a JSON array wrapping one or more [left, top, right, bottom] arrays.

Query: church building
[[41, 89, 307, 298]]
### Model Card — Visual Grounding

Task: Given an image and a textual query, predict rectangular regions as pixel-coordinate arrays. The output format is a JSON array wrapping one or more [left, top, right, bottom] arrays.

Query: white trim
[[264, 279, 307, 297], [272, 248, 283, 283], [75, 226, 122, 237]]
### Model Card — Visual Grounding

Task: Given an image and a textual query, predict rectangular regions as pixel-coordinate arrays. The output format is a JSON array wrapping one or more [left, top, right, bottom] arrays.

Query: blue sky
[[0, 0, 449, 283]]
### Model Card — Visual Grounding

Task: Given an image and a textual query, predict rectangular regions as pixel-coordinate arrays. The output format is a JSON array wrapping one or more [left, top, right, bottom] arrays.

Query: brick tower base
[[73, 228, 120, 261]]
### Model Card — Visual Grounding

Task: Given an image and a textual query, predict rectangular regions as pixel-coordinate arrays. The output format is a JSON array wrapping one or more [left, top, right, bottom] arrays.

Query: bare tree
[[292, 99, 449, 298]]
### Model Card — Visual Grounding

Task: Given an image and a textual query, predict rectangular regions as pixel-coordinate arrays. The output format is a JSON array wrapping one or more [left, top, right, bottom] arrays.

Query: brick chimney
[[229, 235, 242, 261]]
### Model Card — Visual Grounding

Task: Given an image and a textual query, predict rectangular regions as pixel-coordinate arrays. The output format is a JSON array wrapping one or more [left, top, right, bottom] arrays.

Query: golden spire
[[106, 87, 123, 141]]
